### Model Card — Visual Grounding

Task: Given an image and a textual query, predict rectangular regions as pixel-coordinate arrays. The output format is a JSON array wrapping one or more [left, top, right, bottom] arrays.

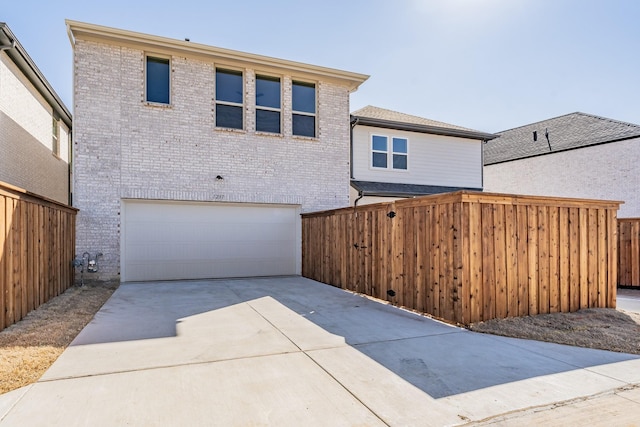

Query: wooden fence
[[0, 181, 77, 331], [302, 191, 621, 325], [618, 218, 640, 287]]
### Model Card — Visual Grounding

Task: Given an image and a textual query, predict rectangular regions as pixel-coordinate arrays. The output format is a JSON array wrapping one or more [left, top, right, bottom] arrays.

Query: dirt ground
[[469, 307, 640, 355], [0, 283, 117, 394], [1, 283, 639, 396]]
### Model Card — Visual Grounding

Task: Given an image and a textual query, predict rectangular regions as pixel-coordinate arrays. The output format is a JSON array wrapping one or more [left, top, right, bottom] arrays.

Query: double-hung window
[[292, 81, 316, 137], [255, 75, 281, 133], [216, 69, 244, 130], [146, 56, 170, 104], [52, 117, 60, 156], [371, 135, 408, 170]]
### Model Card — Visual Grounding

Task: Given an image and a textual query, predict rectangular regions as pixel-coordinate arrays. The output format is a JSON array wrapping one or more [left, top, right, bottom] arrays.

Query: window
[[146, 56, 170, 104], [256, 75, 281, 133], [292, 81, 316, 137], [216, 69, 243, 129], [52, 117, 60, 156], [371, 135, 408, 170]]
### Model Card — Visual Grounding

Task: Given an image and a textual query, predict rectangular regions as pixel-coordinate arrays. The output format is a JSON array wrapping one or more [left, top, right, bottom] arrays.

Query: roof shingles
[[352, 105, 478, 132], [484, 112, 640, 165]]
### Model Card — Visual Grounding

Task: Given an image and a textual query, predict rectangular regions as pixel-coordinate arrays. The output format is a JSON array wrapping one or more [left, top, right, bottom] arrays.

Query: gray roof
[[484, 112, 640, 165], [0, 23, 71, 128], [351, 106, 497, 141], [351, 180, 481, 198]]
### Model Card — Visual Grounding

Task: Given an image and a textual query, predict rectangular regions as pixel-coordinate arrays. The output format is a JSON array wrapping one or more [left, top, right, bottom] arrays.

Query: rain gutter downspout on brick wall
[[350, 116, 359, 179]]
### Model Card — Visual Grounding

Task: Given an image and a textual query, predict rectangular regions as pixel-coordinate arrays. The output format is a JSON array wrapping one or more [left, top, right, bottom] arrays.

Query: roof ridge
[[496, 111, 640, 134], [573, 112, 640, 129]]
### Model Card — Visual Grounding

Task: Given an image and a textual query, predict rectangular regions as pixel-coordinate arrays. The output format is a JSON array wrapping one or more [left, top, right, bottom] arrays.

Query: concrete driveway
[[1, 277, 639, 426]]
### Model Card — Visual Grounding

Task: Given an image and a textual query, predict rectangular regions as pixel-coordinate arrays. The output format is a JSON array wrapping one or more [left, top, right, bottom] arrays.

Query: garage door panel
[[122, 201, 299, 281]]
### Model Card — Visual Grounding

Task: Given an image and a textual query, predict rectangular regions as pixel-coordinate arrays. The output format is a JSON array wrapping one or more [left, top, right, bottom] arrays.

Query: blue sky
[[3, 0, 639, 132]]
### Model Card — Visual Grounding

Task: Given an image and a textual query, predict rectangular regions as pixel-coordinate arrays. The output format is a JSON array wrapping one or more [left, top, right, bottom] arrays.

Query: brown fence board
[[302, 191, 621, 325], [618, 218, 640, 288], [0, 182, 77, 331]]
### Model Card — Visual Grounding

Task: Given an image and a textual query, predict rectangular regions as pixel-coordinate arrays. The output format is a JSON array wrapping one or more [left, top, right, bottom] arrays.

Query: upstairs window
[[52, 117, 60, 156], [371, 135, 408, 170], [146, 56, 170, 104], [255, 75, 281, 133], [216, 69, 243, 130], [292, 81, 316, 137]]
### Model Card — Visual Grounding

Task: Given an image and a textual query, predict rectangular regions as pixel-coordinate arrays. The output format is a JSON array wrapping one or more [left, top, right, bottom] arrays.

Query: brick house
[[66, 20, 368, 282], [0, 23, 72, 204], [349, 106, 496, 205], [483, 112, 640, 218]]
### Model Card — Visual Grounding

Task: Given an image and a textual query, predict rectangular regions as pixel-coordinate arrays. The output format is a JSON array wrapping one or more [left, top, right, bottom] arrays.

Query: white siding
[[352, 125, 482, 188], [484, 137, 640, 218], [0, 51, 69, 203]]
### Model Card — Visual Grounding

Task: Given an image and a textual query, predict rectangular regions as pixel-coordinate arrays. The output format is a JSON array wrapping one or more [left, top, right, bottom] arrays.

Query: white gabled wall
[[352, 125, 482, 188], [484, 137, 640, 218]]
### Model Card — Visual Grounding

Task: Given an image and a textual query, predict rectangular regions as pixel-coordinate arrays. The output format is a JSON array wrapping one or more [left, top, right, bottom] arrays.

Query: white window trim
[[255, 74, 282, 134], [144, 54, 172, 106], [52, 116, 60, 157], [370, 133, 409, 171], [215, 67, 245, 130], [291, 79, 317, 138]]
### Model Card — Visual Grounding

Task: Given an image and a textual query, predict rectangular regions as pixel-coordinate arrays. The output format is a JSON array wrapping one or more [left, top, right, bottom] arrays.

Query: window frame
[[215, 67, 245, 130], [291, 80, 317, 138], [52, 116, 60, 157], [255, 74, 282, 134], [370, 133, 409, 171], [145, 54, 171, 105]]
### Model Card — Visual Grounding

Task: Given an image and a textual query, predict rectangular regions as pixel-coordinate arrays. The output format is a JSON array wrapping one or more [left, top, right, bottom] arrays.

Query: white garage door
[[121, 200, 300, 282]]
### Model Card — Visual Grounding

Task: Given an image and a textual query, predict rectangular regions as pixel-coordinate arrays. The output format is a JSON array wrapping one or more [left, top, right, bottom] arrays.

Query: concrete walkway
[[1, 277, 639, 426]]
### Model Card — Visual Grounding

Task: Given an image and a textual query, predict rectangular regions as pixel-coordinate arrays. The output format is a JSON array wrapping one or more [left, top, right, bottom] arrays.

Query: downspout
[[0, 38, 16, 51], [354, 190, 364, 207], [350, 116, 359, 179]]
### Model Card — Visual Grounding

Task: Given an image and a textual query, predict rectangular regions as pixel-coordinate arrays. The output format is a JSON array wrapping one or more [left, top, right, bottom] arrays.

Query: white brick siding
[[73, 40, 353, 281], [483, 137, 640, 218], [0, 52, 69, 203]]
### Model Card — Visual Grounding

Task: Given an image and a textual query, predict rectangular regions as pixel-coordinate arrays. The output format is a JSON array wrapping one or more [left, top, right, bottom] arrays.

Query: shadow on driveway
[[66, 276, 638, 399]]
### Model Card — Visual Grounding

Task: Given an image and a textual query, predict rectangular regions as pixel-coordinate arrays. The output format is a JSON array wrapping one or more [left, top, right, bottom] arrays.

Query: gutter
[[0, 23, 72, 129], [354, 116, 498, 141]]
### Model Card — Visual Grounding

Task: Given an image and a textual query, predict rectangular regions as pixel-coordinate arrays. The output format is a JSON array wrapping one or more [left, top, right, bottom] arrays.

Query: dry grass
[[469, 308, 640, 355], [0, 283, 117, 394]]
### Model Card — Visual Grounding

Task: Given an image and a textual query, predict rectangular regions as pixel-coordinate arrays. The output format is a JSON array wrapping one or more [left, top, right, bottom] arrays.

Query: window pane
[[372, 135, 387, 152], [216, 104, 243, 129], [256, 76, 280, 108], [292, 81, 315, 113], [393, 138, 407, 153], [216, 69, 243, 103], [373, 152, 387, 168], [256, 109, 281, 133], [393, 154, 407, 170], [292, 114, 315, 137], [146, 57, 170, 104]]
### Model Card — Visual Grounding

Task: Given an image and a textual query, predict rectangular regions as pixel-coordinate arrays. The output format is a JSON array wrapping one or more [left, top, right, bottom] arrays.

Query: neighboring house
[[66, 20, 368, 283], [0, 23, 72, 204], [349, 106, 496, 205], [483, 112, 640, 218]]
